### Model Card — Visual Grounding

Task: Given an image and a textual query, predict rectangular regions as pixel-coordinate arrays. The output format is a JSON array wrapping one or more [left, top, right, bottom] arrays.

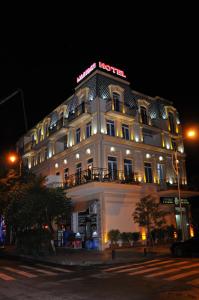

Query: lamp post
[[172, 128, 197, 242], [7, 153, 22, 177]]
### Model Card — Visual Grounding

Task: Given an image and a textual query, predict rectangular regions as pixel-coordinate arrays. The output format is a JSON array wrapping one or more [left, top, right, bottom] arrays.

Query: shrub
[[108, 229, 120, 246]]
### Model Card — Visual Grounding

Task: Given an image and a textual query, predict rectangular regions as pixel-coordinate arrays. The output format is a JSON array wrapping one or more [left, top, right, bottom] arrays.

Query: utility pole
[[0, 88, 28, 132]]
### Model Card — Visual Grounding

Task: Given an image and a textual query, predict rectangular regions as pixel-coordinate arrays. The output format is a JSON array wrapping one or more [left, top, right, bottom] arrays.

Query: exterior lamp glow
[[9, 155, 17, 163], [186, 129, 197, 139]]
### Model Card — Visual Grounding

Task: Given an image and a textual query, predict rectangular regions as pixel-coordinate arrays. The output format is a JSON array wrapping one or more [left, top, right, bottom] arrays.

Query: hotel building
[[17, 62, 193, 249]]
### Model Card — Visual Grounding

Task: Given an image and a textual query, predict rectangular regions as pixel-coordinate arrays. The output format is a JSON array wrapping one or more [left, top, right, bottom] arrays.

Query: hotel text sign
[[76, 62, 127, 83]]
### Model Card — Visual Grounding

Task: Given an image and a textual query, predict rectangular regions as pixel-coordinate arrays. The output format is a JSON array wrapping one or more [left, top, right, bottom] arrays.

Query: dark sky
[[0, 8, 198, 182]]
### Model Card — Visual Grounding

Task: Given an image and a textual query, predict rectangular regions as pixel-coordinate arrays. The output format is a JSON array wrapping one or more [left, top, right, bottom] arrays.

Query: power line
[[0, 89, 28, 132]]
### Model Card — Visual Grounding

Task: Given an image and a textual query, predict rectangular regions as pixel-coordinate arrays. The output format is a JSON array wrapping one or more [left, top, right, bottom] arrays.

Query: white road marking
[[3, 267, 37, 278], [36, 264, 72, 273], [129, 266, 161, 275], [20, 265, 58, 275], [105, 259, 162, 272], [0, 272, 15, 281], [145, 262, 190, 278], [166, 270, 199, 281], [115, 260, 174, 274], [187, 277, 199, 286]]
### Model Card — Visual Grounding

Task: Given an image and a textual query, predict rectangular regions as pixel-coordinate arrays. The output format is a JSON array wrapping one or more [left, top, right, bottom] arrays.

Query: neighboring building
[[17, 62, 195, 249]]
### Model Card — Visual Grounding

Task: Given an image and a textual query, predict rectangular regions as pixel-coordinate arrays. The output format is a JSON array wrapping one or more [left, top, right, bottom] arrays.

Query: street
[[1, 256, 199, 299]]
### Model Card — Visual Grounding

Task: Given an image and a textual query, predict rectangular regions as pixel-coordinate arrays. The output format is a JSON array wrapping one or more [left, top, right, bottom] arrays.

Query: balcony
[[48, 117, 68, 137], [64, 167, 140, 189], [67, 102, 91, 126], [106, 99, 135, 117]]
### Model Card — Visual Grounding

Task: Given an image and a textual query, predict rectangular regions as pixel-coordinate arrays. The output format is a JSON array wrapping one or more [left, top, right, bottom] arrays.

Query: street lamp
[[172, 128, 197, 242], [7, 153, 22, 176]]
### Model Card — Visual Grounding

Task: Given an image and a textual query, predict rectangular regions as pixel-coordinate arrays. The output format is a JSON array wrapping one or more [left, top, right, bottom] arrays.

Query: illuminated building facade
[[17, 62, 191, 249]]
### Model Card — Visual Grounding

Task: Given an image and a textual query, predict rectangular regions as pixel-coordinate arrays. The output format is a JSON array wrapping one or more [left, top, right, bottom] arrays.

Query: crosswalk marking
[[145, 261, 190, 278], [2, 267, 37, 278], [105, 259, 162, 272], [36, 264, 72, 273], [20, 265, 58, 275], [166, 270, 199, 281], [187, 278, 199, 286], [115, 260, 174, 274], [0, 272, 15, 281], [129, 266, 161, 275]]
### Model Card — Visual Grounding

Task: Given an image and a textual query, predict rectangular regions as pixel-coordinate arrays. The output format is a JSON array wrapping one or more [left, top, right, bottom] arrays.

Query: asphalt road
[[1, 256, 199, 299]]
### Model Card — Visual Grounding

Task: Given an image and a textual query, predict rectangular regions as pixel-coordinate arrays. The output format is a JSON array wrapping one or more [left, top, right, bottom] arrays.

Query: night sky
[[0, 10, 198, 183]]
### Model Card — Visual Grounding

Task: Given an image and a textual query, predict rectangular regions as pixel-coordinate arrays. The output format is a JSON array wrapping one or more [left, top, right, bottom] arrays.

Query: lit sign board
[[76, 62, 127, 83], [98, 62, 127, 79], [160, 197, 189, 205], [76, 63, 97, 83]]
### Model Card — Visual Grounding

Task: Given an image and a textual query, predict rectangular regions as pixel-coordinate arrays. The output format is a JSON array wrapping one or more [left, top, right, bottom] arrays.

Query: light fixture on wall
[[64, 159, 67, 164], [76, 153, 80, 159]]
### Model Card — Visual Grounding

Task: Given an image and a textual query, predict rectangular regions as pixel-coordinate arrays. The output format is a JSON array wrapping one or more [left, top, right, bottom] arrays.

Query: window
[[64, 135, 68, 150], [108, 156, 117, 180], [144, 162, 153, 183], [124, 159, 133, 179], [157, 163, 164, 183], [56, 172, 60, 176], [86, 158, 93, 180], [106, 120, 115, 136], [76, 163, 82, 184], [122, 124, 130, 140], [171, 138, 177, 151], [140, 106, 148, 125], [86, 122, 92, 138], [76, 128, 81, 144], [113, 92, 120, 112], [64, 168, 69, 181], [168, 112, 176, 134], [87, 158, 93, 169]]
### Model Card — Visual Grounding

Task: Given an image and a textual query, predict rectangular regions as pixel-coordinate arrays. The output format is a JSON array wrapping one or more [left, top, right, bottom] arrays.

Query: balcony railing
[[106, 99, 135, 116], [48, 117, 68, 136], [64, 167, 140, 189], [67, 102, 90, 122]]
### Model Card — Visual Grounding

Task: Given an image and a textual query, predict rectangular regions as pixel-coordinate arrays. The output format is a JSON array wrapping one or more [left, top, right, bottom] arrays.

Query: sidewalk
[[1, 245, 171, 266]]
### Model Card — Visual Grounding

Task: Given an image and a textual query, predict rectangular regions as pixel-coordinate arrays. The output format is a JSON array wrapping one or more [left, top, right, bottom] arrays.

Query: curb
[[1, 250, 170, 267]]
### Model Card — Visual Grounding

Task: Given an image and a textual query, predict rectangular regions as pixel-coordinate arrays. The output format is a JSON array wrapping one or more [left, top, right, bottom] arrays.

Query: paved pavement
[[1, 244, 171, 266]]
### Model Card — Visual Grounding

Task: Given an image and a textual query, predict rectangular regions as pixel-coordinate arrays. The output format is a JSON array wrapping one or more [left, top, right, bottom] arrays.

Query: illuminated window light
[[126, 149, 130, 155], [178, 147, 184, 153], [159, 156, 163, 161], [146, 153, 151, 159], [55, 163, 59, 168], [190, 225, 194, 238], [86, 148, 91, 154], [76, 153, 80, 159], [64, 159, 67, 164], [110, 147, 115, 152]]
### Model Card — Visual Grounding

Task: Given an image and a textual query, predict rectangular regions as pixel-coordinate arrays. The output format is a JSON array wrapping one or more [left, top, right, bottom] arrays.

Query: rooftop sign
[[76, 61, 127, 83]]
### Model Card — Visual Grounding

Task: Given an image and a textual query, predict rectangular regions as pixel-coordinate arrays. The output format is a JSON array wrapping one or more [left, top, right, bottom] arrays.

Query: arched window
[[168, 112, 176, 134], [140, 106, 148, 125], [113, 92, 120, 112]]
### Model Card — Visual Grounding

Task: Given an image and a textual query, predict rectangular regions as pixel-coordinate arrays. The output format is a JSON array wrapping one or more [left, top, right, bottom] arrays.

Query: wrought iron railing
[[64, 167, 140, 189], [48, 117, 68, 136], [106, 99, 135, 116], [67, 102, 90, 122]]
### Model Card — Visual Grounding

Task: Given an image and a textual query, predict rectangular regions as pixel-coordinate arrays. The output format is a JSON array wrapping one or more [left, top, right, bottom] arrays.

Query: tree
[[0, 170, 71, 254], [133, 195, 168, 245]]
